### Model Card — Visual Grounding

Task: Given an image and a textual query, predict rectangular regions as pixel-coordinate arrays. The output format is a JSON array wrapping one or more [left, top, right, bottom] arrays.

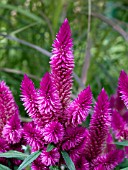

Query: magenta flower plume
[[50, 18, 74, 109], [38, 72, 61, 125], [85, 88, 111, 160], [43, 121, 64, 144], [92, 149, 124, 170], [118, 70, 128, 109], [21, 75, 43, 126], [41, 148, 60, 166], [69, 138, 87, 161], [2, 112, 22, 144], [23, 122, 44, 151], [111, 110, 128, 140], [62, 126, 87, 150], [67, 86, 92, 126], [0, 81, 19, 134]]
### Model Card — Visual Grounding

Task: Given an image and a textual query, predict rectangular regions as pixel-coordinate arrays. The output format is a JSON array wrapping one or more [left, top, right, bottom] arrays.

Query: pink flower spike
[[23, 122, 44, 151], [50, 19, 74, 109], [85, 88, 111, 160], [41, 148, 60, 166], [21, 75, 43, 126], [92, 149, 124, 170], [62, 127, 87, 150], [0, 81, 19, 134], [67, 86, 92, 126], [2, 112, 22, 144], [118, 70, 128, 109], [43, 121, 64, 144], [38, 72, 61, 125]]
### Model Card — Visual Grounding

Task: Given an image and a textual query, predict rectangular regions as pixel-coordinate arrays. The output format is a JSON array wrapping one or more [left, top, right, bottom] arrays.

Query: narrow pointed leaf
[[0, 150, 27, 160], [114, 141, 128, 146], [61, 151, 75, 170], [47, 143, 55, 152], [17, 150, 41, 170], [0, 164, 11, 170]]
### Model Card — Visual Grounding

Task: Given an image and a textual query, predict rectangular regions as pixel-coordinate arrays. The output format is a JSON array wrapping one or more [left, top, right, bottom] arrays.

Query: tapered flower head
[[85, 88, 111, 160], [118, 70, 128, 109], [0, 81, 19, 135], [37, 73, 61, 125], [41, 148, 60, 166], [62, 126, 87, 150], [43, 121, 64, 144], [92, 149, 124, 170], [2, 112, 23, 144], [21, 75, 44, 127], [50, 19, 74, 110], [67, 86, 92, 126], [23, 122, 44, 151]]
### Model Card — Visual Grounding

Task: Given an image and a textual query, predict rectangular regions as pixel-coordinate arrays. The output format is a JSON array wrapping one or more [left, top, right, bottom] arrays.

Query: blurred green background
[[0, 0, 128, 117]]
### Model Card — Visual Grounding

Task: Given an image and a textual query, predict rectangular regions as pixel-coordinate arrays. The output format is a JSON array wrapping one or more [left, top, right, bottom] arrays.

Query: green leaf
[[17, 150, 41, 170], [120, 168, 128, 170], [0, 150, 27, 160], [114, 141, 128, 146], [0, 164, 11, 170], [61, 151, 75, 170], [0, 4, 44, 23], [47, 143, 55, 152], [49, 166, 60, 170], [117, 158, 128, 168]]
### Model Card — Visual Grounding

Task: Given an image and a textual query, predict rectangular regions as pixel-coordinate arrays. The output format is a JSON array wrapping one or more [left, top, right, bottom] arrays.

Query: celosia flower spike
[[37, 72, 61, 125], [50, 19, 74, 109], [118, 70, 128, 109], [92, 149, 124, 170], [23, 122, 44, 152], [67, 86, 92, 126], [21, 75, 43, 127], [43, 121, 64, 144], [85, 88, 111, 160], [41, 148, 60, 166], [2, 112, 22, 144], [62, 127, 87, 150], [0, 81, 19, 134]]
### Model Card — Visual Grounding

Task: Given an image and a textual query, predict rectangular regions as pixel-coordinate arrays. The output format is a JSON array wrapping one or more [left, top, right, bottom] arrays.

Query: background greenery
[[0, 0, 128, 117]]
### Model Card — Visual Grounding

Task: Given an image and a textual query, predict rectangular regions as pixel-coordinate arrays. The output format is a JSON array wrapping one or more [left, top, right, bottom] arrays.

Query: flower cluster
[[0, 81, 23, 167], [0, 19, 128, 170], [20, 19, 125, 169]]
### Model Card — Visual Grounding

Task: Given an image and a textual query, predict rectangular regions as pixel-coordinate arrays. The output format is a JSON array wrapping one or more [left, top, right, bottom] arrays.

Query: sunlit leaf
[[61, 151, 75, 170], [0, 150, 27, 160], [17, 150, 41, 170]]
